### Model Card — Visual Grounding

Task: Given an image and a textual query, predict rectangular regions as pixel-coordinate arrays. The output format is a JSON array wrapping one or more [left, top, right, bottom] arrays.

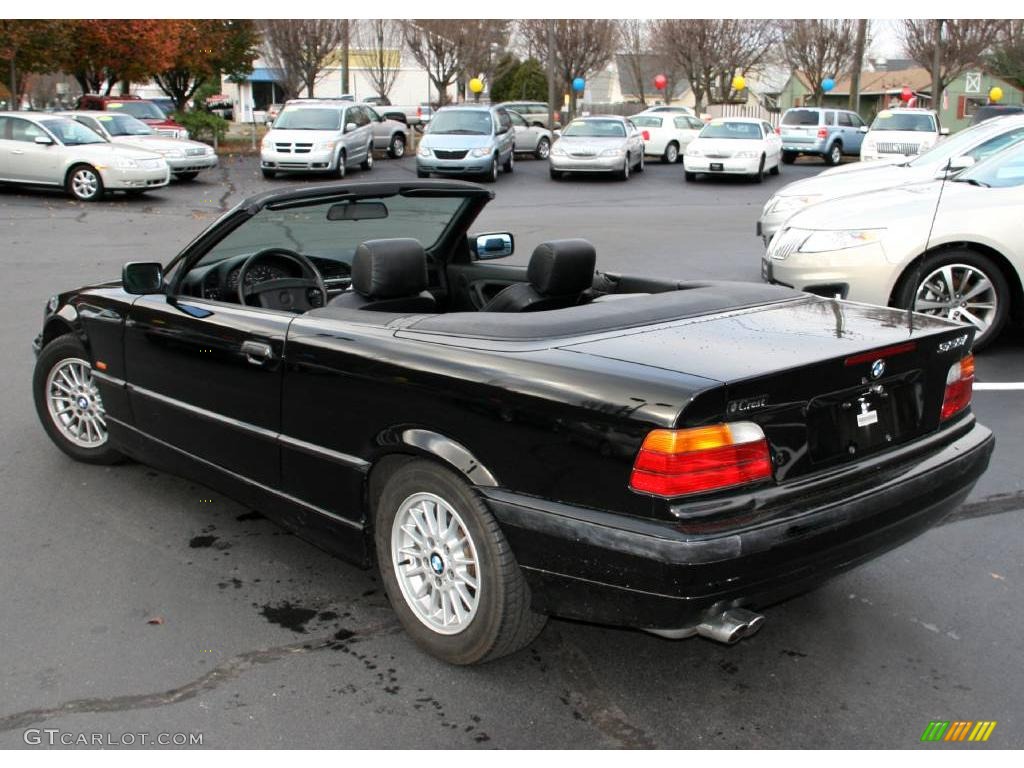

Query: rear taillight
[[817, 127, 828, 139], [941, 354, 975, 421], [417, 106, 422, 118], [775, 126, 781, 135], [630, 422, 772, 498], [641, 130, 650, 141]]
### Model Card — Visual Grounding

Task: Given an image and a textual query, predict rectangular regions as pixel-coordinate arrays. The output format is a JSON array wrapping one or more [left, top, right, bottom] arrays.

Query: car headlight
[[798, 229, 885, 253], [162, 149, 185, 158], [735, 150, 758, 158], [550, 144, 567, 156], [114, 157, 140, 169], [469, 146, 494, 158], [315, 140, 336, 151], [418, 145, 432, 158], [768, 194, 822, 214], [599, 147, 624, 157]]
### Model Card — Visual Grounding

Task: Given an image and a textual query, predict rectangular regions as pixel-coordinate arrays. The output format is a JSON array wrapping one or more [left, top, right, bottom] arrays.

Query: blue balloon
[[822, 78, 835, 92], [572, 77, 585, 92]]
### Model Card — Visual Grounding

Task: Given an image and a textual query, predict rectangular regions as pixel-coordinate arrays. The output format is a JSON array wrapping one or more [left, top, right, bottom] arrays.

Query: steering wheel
[[236, 248, 327, 313]]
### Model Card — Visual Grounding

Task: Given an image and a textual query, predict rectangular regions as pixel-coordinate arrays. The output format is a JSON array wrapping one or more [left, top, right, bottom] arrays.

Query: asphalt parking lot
[[1, 152, 1022, 748]]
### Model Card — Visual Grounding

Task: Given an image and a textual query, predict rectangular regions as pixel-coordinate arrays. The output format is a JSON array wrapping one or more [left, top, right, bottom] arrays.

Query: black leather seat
[[481, 239, 596, 312], [328, 238, 437, 313]]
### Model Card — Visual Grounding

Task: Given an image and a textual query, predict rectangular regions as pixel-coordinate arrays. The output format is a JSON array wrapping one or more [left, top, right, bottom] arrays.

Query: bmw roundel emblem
[[870, 359, 886, 380], [429, 553, 444, 574]]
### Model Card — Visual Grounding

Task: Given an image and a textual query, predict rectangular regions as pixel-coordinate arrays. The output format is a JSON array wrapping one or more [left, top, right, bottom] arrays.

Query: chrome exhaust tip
[[643, 608, 766, 644]]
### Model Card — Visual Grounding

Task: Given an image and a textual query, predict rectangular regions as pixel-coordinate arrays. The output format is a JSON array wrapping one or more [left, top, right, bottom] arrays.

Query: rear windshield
[[106, 101, 166, 120], [870, 111, 937, 132], [631, 116, 664, 128], [782, 109, 820, 126], [562, 119, 626, 138], [273, 108, 342, 131], [699, 121, 763, 140]]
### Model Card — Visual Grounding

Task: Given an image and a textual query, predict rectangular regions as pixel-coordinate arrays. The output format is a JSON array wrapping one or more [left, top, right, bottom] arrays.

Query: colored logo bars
[[921, 721, 997, 742]]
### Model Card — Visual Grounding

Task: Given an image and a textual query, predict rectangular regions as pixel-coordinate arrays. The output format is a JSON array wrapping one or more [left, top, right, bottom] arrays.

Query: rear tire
[[388, 133, 406, 158], [374, 460, 547, 665], [893, 249, 1009, 351], [663, 142, 679, 164], [782, 151, 797, 164], [534, 137, 551, 160], [33, 334, 124, 465], [825, 142, 843, 166]]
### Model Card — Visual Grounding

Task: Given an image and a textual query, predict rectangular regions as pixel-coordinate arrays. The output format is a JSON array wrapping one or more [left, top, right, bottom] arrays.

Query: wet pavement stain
[[259, 601, 318, 633], [236, 511, 266, 522], [189, 535, 218, 549]]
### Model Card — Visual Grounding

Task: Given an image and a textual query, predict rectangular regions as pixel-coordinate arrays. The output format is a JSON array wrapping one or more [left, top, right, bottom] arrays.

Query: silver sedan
[[548, 116, 645, 180], [508, 110, 553, 159]]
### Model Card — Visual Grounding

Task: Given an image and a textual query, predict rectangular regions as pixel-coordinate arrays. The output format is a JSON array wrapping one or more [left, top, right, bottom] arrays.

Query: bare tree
[[456, 20, 512, 100], [849, 20, 870, 112], [260, 20, 346, 99], [617, 19, 651, 106], [401, 20, 463, 106], [354, 20, 402, 100], [651, 20, 715, 113], [986, 20, 1024, 89], [901, 19, 1002, 110], [780, 20, 860, 106], [711, 20, 781, 103], [520, 20, 616, 114]]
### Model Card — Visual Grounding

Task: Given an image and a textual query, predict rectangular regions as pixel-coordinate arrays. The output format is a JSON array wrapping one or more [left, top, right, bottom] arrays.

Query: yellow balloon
[[732, 75, 746, 91], [469, 77, 484, 94], [989, 86, 1004, 103]]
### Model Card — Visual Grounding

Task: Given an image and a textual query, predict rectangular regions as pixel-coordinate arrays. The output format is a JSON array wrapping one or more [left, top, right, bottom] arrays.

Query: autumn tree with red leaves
[[57, 20, 177, 95], [153, 20, 259, 110]]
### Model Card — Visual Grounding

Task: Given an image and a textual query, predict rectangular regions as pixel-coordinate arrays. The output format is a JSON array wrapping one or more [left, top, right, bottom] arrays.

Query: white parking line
[[975, 383, 1024, 391]]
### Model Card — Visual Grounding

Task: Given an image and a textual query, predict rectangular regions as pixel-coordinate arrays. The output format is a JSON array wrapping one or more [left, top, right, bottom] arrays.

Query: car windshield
[[957, 139, 1024, 188], [908, 121, 1024, 168], [273, 108, 341, 130], [106, 101, 166, 120], [562, 120, 625, 138], [40, 118, 106, 146], [870, 111, 936, 132], [631, 116, 663, 128], [196, 194, 468, 270], [95, 114, 154, 136], [428, 110, 493, 135], [782, 109, 820, 126], [699, 121, 762, 139]]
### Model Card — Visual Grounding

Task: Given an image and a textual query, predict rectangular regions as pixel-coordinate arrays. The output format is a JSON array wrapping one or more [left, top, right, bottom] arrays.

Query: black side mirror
[[122, 262, 164, 294]]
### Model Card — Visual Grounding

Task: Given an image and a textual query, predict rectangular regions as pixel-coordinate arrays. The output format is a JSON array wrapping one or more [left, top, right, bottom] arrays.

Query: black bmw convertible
[[32, 180, 993, 664]]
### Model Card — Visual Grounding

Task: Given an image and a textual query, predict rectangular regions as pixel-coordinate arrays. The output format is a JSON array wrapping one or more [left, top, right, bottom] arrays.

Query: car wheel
[[335, 151, 347, 179], [825, 143, 843, 166], [67, 165, 104, 202], [636, 152, 645, 173], [753, 156, 766, 183], [374, 459, 547, 665], [33, 334, 124, 465], [619, 155, 631, 181], [663, 142, 679, 164], [416, 170, 430, 179], [770, 158, 780, 176], [782, 151, 797, 165], [174, 171, 199, 182], [361, 147, 374, 171], [549, 167, 562, 180], [388, 133, 406, 159], [684, 170, 696, 182], [261, 169, 276, 180], [502, 150, 514, 173], [894, 249, 1010, 351], [534, 137, 551, 160], [484, 156, 498, 183]]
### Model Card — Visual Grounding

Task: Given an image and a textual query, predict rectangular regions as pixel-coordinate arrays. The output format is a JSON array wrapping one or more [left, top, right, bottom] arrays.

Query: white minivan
[[860, 107, 948, 162], [260, 99, 375, 180]]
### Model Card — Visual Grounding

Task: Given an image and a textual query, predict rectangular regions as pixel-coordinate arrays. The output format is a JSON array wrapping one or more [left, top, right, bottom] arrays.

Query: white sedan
[[62, 111, 217, 181], [684, 118, 782, 182], [632, 113, 704, 163], [764, 139, 1024, 349]]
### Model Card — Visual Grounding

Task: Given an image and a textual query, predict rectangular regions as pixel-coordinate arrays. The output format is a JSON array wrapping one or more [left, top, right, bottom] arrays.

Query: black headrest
[[528, 240, 596, 296], [351, 239, 428, 299]]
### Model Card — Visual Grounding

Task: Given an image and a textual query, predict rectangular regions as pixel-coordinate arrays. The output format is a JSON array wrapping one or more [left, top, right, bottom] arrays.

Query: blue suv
[[779, 107, 866, 165]]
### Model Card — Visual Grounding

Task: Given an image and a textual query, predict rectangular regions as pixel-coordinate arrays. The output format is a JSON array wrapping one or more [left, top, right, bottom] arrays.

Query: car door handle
[[11, 150, 24, 155], [241, 340, 274, 365]]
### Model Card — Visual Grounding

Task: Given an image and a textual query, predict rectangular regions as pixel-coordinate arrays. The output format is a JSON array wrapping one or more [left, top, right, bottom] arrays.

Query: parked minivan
[[260, 99, 375, 179], [416, 105, 516, 182], [779, 107, 866, 165]]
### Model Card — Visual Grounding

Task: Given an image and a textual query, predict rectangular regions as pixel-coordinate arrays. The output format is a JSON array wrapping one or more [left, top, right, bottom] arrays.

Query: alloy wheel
[[46, 358, 107, 448], [391, 136, 405, 158], [913, 263, 998, 334], [71, 169, 99, 200], [391, 492, 481, 635], [536, 138, 550, 159], [665, 143, 679, 163]]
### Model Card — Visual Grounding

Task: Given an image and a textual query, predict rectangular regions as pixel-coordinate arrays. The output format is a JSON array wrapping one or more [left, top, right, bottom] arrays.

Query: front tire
[[67, 165, 104, 202], [684, 170, 696, 182], [335, 151, 347, 179], [483, 156, 499, 183], [894, 249, 1009, 351], [753, 155, 766, 183], [261, 168, 276, 179], [174, 171, 199, 181], [33, 334, 123, 465], [416, 169, 430, 179], [374, 460, 546, 665], [619, 155, 631, 180], [549, 167, 562, 180], [502, 150, 514, 173]]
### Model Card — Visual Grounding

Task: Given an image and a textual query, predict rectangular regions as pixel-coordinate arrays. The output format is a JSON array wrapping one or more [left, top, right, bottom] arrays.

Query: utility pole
[[341, 20, 350, 95], [850, 19, 867, 114], [932, 19, 944, 113], [546, 20, 556, 128], [8, 57, 17, 111]]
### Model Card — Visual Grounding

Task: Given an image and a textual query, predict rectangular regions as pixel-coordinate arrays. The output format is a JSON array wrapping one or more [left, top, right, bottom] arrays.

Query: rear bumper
[[484, 419, 993, 629], [684, 156, 760, 175]]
